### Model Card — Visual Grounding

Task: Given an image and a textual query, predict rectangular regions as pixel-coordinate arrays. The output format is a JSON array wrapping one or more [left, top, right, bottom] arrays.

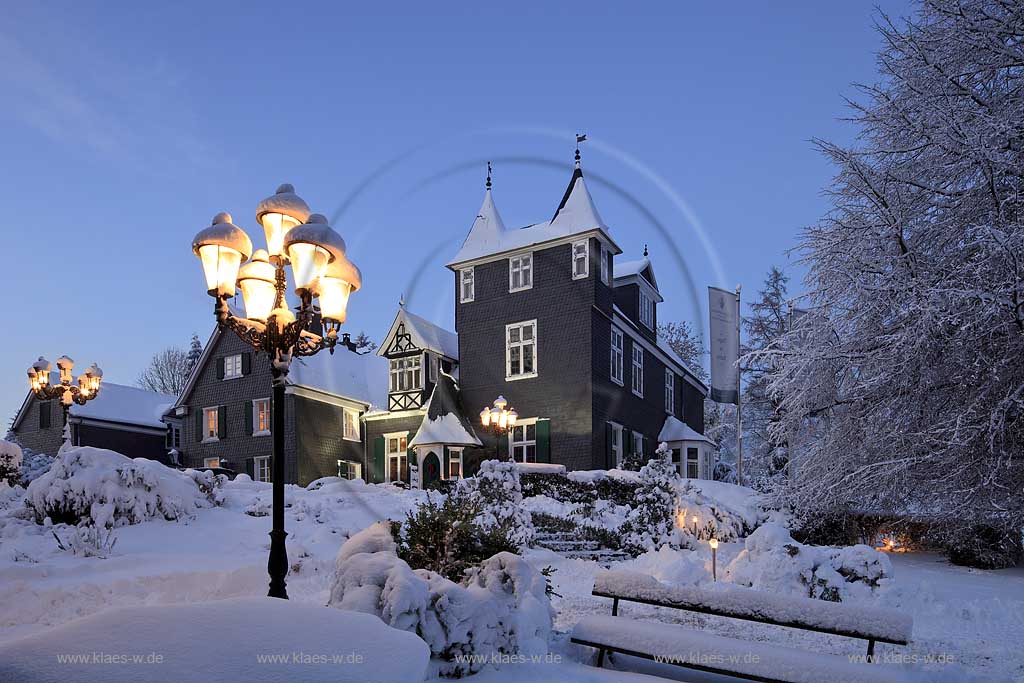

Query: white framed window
[[203, 457, 220, 469], [633, 431, 644, 459], [447, 448, 463, 480], [254, 456, 270, 482], [428, 354, 438, 383], [509, 419, 537, 463], [631, 345, 644, 397], [600, 244, 610, 285], [506, 320, 537, 380], [665, 370, 675, 414], [610, 326, 624, 385], [509, 253, 533, 292], [166, 424, 181, 449], [386, 432, 409, 483], [609, 422, 623, 468], [253, 398, 271, 436], [343, 407, 360, 441], [203, 407, 219, 442], [686, 447, 700, 478], [223, 354, 243, 379], [460, 267, 475, 303], [389, 356, 422, 392], [337, 460, 361, 480], [639, 290, 654, 329], [572, 239, 589, 279]]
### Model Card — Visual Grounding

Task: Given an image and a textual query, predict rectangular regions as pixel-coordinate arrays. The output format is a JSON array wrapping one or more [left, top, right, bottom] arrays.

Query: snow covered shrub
[[619, 443, 680, 555], [18, 446, 55, 485], [52, 522, 118, 559], [940, 523, 1023, 570], [519, 472, 593, 503], [0, 440, 23, 487], [392, 492, 517, 582], [713, 461, 737, 484], [725, 523, 893, 602], [25, 447, 221, 528], [457, 460, 534, 549], [329, 522, 552, 678], [593, 475, 640, 507], [621, 446, 646, 472]]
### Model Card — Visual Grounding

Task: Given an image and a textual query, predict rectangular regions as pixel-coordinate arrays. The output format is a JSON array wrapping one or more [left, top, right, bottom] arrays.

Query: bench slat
[[595, 571, 912, 644], [572, 615, 921, 683]]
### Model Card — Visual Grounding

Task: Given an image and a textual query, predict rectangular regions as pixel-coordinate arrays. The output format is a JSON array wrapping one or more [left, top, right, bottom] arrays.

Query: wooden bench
[[571, 570, 916, 683]]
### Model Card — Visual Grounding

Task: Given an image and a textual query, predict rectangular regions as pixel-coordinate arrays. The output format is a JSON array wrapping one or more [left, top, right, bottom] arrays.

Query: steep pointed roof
[[550, 166, 607, 232], [446, 163, 620, 268], [378, 306, 459, 360], [409, 372, 482, 448]]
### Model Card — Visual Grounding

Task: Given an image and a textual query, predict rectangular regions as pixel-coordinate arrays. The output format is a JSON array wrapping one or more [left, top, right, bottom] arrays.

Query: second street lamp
[[479, 396, 518, 461], [27, 356, 103, 452], [191, 183, 361, 600]]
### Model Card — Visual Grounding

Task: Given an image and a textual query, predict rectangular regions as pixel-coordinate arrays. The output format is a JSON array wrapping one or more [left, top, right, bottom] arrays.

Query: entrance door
[[421, 451, 441, 488]]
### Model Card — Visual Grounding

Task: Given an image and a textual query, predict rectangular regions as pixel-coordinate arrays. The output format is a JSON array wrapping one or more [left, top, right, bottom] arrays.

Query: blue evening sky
[[0, 1, 912, 424]]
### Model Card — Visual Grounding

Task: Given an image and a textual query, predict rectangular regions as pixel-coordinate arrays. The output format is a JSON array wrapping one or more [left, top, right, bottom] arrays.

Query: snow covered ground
[[0, 454, 1021, 682]]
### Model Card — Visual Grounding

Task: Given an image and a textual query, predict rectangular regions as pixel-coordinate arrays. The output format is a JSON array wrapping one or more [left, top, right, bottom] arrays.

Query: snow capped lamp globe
[[189, 184, 360, 601], [26, 355, 102, 449]]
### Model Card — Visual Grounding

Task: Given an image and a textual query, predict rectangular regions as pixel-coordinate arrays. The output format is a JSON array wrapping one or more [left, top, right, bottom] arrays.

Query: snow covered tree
[[456, 460, 534, 550], [658, 321, 707, 381], [353, 331, 378, 352], [620, 443, 680, 555], [760, 0, 1024, 542], [137, 346, 191, 396], [740, 266, 791, 487], [186, 334, 203, 372]]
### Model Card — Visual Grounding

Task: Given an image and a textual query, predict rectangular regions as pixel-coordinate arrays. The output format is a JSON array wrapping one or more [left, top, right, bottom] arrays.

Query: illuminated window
[[253, 398, 270, 435], [343, 407, 360, 441], [203, 407, 219, 441]]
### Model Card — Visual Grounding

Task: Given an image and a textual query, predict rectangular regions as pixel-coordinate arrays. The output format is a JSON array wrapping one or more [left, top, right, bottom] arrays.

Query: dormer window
[[572, 240, 589, 279], [639, 290, 654, 329], [509, 253, 533, 292], [389, 357, 422, 392]]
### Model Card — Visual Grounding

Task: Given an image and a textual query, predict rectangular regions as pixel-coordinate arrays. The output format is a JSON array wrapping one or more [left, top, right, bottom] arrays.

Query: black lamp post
[[27, 356, 103, 452], [191, 184, 361, 599], [479, 396, 518, 460]]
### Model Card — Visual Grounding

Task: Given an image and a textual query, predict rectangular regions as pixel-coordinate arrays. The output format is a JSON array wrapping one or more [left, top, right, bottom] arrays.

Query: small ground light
[[709, 538, 719, 581]]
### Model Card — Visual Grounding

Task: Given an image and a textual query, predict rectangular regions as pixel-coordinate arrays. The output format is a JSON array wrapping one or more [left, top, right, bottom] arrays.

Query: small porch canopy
[[659, 415, 716, 479], [409, 372, 481, 487]]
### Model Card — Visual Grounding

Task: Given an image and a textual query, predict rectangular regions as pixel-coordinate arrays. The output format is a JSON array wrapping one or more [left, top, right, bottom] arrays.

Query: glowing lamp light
[[237, 249, 277, 321], [319, 259, 360, 324], [284, 214, 346, 295], [480, 407, 492, 427], [256, 183, 311, 261], [692, 515, 699, 526], [490, 407, 502, 424], [192, 212, 253, 297], [507, 409, 518, 428], [709, 538, 719, 550]]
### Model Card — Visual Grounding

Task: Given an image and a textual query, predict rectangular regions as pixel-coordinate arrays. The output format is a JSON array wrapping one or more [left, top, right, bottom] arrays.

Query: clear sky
[[1, 0, 912, 426]]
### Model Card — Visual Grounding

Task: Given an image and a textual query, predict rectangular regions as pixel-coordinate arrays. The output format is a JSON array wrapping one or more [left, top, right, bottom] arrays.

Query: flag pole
[[735, 284, 743, 487]]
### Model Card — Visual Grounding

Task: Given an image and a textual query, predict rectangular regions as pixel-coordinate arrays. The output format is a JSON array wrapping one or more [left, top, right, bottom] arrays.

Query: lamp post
[[191, 184, 361, 600], [27, 356, 103, 452], [709, 537, 719, 582], [479, 396, 518, 461]]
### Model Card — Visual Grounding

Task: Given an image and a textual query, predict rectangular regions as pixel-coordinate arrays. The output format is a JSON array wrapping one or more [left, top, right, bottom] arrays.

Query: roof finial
[[486, 161, 492, 191], [643, 244, 649, 257], [399, 293, 406, 308], [575, 133, 587, 168]]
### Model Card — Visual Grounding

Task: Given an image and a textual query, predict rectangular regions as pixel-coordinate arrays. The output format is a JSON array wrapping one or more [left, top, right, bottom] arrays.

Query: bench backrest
[[594, 571, 912, 645]]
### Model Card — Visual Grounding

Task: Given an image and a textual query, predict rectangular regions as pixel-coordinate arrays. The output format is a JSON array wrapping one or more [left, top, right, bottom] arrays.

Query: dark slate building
[[10, 380, 176, 462], [169, 326, 387, 485]]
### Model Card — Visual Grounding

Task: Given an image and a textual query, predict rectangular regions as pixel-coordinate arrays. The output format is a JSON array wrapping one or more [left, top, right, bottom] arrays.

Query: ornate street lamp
[[479, 396, 518, 460], [191, 183, 361, 600], [27, 356, 103, 452]]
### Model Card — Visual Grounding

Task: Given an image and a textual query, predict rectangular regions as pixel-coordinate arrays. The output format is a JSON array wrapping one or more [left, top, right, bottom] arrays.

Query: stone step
[[537, 540, 603, 551]]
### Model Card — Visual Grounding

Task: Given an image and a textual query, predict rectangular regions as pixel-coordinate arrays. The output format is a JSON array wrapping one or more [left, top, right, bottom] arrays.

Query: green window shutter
[[623, 430, 633, 457], [244, 401, 253, 435], [536, 419, 551, 463], [39, 402, 50, 429], [242, 352, 252, 375], [195, 409, 203, 442], [605, 423, 613, 469], [442, 446, 450, 479], [218, 405, 227, 438], [373, 436, 385, 483], [216, 357, 225, 380]]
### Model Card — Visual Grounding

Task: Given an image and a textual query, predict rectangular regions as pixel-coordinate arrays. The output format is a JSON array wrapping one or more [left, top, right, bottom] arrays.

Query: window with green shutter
[[536, 419, 551, 463]]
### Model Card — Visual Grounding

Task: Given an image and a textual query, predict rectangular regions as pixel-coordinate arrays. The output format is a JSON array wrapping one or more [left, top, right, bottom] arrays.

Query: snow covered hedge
[[25, 447, 223, 528], [0, 439, 23, 487], [328, 522, 552, 677], [725, 523, 893, 602]]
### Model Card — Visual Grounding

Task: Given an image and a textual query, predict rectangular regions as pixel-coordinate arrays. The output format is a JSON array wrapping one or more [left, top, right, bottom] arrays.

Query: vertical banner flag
[[709, 286, 739, 404]]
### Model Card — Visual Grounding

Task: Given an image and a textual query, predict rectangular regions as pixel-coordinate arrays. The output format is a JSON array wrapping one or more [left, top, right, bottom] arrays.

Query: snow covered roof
[[409, 372, 482, 447], [659, 415, 715, 446], [289, 348, 388, 409], [613, 258, 649, 278], [446, 165, 620, 267], [378, 307, 459, 360]]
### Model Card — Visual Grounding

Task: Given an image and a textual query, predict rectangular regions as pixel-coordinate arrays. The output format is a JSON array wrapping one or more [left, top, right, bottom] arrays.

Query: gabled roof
[[446, 164, 621, 268], [378, 307, 458, 360], [12, 377, 175, 432], [659, 415, 716, 446], [614, 255, 660, 292], [409, 372, 482, 448]]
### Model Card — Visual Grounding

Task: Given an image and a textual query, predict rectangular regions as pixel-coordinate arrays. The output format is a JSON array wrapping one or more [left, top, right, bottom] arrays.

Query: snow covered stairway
[[533, 531, 628, 563]]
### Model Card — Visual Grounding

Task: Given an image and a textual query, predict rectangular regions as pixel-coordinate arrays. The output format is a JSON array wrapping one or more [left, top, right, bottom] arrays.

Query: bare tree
[[759, 0, 1024, 534], [137, 347, 191, 396], [657, 321, 706, 381]]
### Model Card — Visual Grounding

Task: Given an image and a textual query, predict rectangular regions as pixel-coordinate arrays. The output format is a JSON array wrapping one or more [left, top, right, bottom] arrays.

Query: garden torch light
[[710, 537, 719, 581]]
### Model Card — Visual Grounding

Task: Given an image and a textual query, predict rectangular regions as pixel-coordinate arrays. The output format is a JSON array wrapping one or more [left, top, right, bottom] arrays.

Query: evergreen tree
[[620, 443, 680, 555], [186, 334, 203, 371]]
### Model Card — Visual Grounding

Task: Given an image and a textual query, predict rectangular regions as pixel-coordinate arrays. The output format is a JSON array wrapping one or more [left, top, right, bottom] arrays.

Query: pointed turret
[[449, 163, 508, 264], [550, 141, 607, 232]]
